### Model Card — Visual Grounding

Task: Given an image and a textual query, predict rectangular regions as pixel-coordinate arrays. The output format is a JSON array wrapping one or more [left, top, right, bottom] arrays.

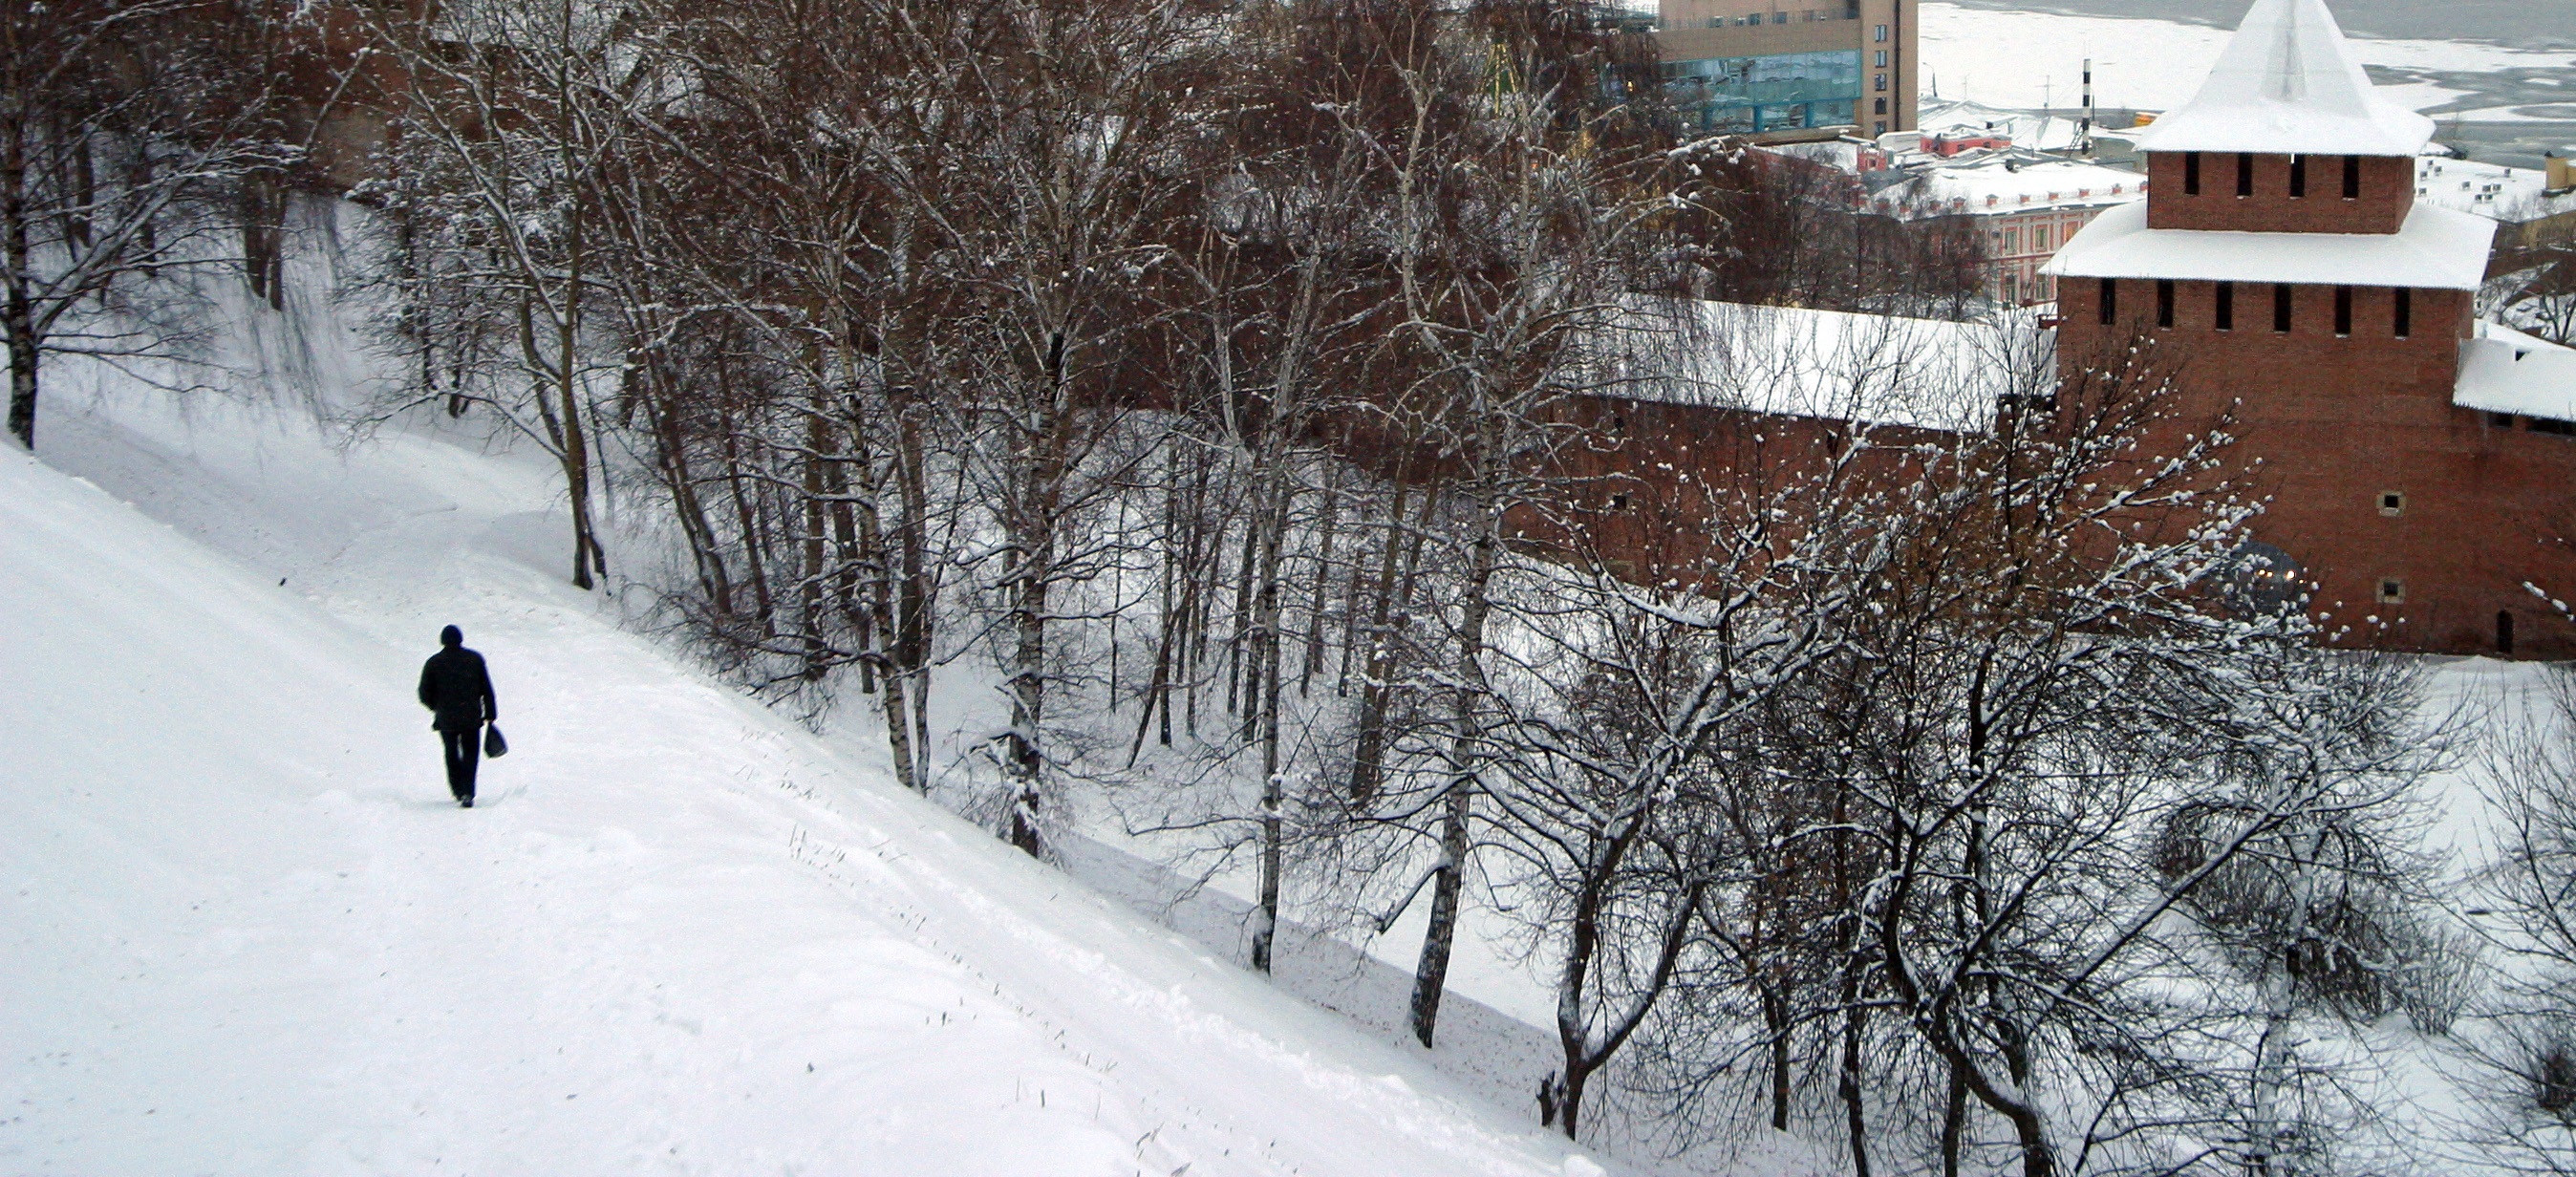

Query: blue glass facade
[[1660, 49, 1862, 134]]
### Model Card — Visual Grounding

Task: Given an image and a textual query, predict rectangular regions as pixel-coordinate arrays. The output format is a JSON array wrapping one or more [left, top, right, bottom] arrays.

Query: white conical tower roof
[[2132, 0, 2434, 157]]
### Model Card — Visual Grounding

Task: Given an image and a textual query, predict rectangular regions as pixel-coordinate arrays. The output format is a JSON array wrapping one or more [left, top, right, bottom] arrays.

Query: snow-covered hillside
[[0, 393, 1615, 1175]]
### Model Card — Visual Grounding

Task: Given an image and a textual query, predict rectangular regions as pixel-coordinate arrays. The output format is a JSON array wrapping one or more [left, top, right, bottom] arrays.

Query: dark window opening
[[2289, 154, 2308, 198], [2380, 491, 2405, 516], [1875, 97, 1887, 115], [2501, 610, 2517, 656], [2491, 411, 2519, 428], [1609, 493, 1631, 512], [2335, 286, 2353, 336], [2185, 152, 2201, 195], [2099, 277, 2117, 326], [2274, 284, 2294, 332], [2238, 153, 2255, 197], [2534, 418, 2576, 437], [2378, 579, 2406, 606], [2343, 155, 2362, 199], [2157, 280, 2176, 328], [2394, 288, 2413, 339], [2215, 282, 2235, 331]]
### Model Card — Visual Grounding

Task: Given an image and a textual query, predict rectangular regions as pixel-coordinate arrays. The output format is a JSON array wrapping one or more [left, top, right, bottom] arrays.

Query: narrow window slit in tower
[[2157, 280, 2175, 328], [2335, 286, 2353, 337], [2274, 284, 2293, 332], [2394, 288, 2413, 339], [2099, 277, 2116, 326], [2289, 154, 2308, 198], [2237, 153, 2254, 197], [2343, 155, 2362, 200], [2185, 152, 2201, 195], [2215, 282, 2234, 331]]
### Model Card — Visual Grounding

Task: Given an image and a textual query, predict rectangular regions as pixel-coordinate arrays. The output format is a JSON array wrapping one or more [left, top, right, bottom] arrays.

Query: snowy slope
[[0, 396, 1614, 1176]]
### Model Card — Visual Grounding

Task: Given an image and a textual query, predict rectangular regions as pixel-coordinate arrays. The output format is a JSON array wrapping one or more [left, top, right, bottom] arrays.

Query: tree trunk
[[1841, 1002, 1873, 1177], [4, 100, 35, 450], [1300, 457, 1339, 693], [1407, 517, 1497, 1048], [1765, 981, 1792, 1131], [1004, 331, 1070, 858], [241, 174, 285, 311], [1249, 460, 1293, 974], [1349, 479, 1428, 801], [5, 304, 33, 450], [555, 1, 599, 592], [1940, 1061, 1967, 1177]]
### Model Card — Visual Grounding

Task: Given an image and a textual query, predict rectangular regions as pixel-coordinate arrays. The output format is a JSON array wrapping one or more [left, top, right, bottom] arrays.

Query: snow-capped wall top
[[2131, 0, 2435, 159], [2458, 321, 2576, 424]]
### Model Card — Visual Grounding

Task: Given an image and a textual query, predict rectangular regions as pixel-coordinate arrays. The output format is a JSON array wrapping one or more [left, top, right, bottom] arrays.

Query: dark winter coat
[[419, 647, 498, 732]]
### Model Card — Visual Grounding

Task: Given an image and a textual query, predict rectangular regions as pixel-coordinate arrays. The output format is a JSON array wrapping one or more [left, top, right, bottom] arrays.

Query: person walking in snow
[[419, 625, 497, 808]]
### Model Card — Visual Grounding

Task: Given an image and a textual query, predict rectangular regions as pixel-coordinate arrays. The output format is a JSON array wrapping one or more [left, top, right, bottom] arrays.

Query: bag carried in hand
[[483, 725, 509, 758]]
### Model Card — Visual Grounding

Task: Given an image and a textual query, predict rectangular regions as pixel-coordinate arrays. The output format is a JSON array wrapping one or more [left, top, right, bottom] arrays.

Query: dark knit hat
[[440, 625, 463, 647]]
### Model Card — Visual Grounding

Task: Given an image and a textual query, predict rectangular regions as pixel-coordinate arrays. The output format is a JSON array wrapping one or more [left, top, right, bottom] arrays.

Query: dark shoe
[[460, 797, 474, 808]]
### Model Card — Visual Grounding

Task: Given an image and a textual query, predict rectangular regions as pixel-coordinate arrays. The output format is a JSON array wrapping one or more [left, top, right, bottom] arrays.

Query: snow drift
[[0, 403, 1609, 1176]]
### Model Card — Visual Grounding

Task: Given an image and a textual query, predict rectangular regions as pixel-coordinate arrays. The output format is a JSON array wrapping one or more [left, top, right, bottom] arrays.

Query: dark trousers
[[440, 726, 482, 801]]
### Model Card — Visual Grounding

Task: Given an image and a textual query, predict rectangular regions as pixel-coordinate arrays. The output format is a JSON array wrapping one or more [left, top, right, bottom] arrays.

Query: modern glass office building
[[1651, 1, 1918, 138], [1661, 49, 1863, 134]]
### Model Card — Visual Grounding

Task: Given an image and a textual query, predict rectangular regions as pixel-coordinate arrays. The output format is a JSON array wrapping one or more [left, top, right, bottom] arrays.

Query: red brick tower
[[2045, 0, 2576, 657]]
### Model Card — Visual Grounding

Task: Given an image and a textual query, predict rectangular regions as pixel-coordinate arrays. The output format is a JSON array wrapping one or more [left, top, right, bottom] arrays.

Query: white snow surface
[[1899, 156, 2149, 217], [1919, 2, 2576, 129], [1605, 300, 2034, 433], [0, 393, 1614, 1175], [2129, 0, 2436, 158], [2457, 319, 2576, 422], [2415, 156, 2576, 225], [1914, 98, 2095, 153], [2041, 199, 2498, 289]]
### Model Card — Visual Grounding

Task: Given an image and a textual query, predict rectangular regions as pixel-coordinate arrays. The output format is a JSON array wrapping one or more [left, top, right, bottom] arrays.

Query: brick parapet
[[2145, 152, 2415, 235]]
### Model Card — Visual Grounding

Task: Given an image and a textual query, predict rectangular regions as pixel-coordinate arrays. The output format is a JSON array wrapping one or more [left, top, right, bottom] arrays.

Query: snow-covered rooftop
[[1887, 157, 2150, 219], [2458, 320, 2576, 423], [2130, 0, 2436, 159], [2041, 200, 2496, 289], [1601, 301, 2047, 434], [1913, 98, 2091, 155], [2416, 157, 2576, 225]]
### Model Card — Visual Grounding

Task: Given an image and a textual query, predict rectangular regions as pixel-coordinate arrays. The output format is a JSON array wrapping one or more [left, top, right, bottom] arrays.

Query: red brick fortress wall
[[2057, 276, 2576, 658]]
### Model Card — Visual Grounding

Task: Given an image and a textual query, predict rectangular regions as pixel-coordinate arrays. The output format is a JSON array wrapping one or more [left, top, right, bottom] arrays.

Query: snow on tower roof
[[2130, 0, 2435, 159], [2040, 200, 2495, 290]]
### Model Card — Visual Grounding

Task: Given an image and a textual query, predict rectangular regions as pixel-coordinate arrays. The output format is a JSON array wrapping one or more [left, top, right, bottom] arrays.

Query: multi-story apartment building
[[1655, 0, 1918, 137]]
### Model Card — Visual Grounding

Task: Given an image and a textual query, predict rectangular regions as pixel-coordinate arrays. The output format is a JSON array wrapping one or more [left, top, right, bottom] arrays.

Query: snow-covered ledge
[[2458, 321, 2576, 424], [2042, 201, 2497, 289]]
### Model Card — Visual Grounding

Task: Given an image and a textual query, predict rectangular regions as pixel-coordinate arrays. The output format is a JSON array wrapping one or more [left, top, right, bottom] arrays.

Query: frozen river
[[1923, 0, 2576, 167], [1940, 0, 2573, 48]]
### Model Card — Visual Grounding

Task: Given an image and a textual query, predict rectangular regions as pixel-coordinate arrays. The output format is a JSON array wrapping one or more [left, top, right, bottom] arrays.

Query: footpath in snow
[[0, 393, 1613, 1177]]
